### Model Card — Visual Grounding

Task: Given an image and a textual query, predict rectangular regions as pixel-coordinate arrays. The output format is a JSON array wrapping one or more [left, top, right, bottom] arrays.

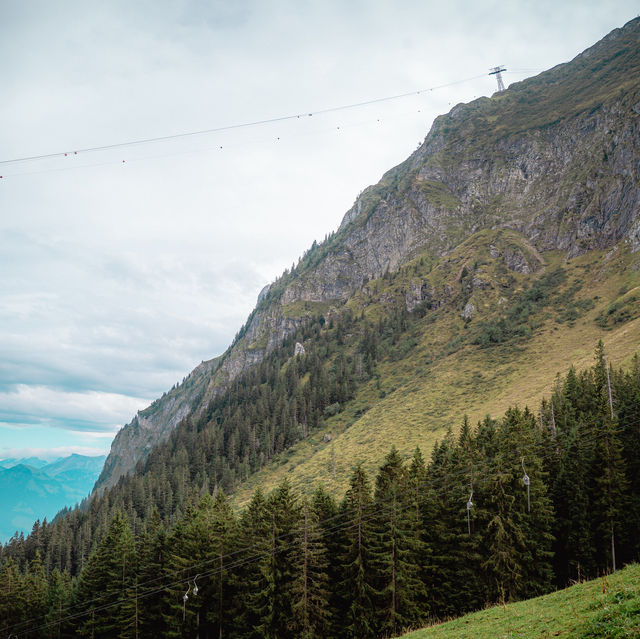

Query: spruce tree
[[253, 480, 301, 639], [480, 407, 554, 602], [234, 488, 271, 639], [205, 489, 238, 638], [44, 567, 72, 639], [591, 410, 628, 574], [131, 509, 167, 637], [371, 446, 427, 636], [338, 463, 376, 639], [312, 485, 341, 638], [75, 510, 135, 638], [289, 499, 331, 639], [0, 557, 25, 637], [615, 355, 640, 561], [22, 551, 48, 637]]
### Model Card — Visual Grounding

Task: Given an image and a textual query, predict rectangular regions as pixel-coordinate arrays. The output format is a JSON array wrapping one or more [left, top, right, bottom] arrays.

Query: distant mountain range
[[0, 454, 105, 542]]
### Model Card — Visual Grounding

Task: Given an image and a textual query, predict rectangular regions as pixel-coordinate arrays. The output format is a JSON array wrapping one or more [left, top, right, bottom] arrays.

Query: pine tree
[[161, 491, 236, 638], [312, 485, 341, 638], [253, 480, 301, 639], [234, 488, 271, 639], [289, 499, 331, 639], [481, 459, 525, 603], [591, 411, 628, 574], [44, 567, 72, 639], [424, 430, 479, 617], [75, 510, 135, 638], [550, 423, 595, 583], [371, 446, 427, 636], [134, 509, 167, 637], [480, 407, 554, 602], [615, 355, 640, 561], [22, 550, 49, 637], [407, 447, 433, 616], [205, 489, 238, 638], [338, 463, 376, 639], [0, 557, 25, 637]]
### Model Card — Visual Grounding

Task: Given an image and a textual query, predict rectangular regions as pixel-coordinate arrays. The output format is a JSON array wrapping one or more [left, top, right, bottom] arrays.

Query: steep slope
[[231, 235, 640, 503], [95, 355, 221, 491], [403, 563, 640, 638], [96, 16, 640, 492]]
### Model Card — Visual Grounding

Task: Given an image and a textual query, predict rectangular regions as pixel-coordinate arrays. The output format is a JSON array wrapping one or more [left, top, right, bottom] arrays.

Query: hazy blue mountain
[[0, 456, 57, 469], [0, 454, 105, 542]]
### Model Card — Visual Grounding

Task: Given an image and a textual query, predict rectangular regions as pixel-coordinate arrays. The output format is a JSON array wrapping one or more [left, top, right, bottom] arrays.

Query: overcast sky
[[1, 1, 638, 461]]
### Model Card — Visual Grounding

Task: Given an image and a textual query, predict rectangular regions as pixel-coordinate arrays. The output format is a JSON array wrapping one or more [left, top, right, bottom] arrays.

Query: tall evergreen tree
[[0, 557, 25, 637], [44, 567, 72, 639], [75, 510, 135, 638], [22, 551, 48, 637], [338, 463, 376, 639], [234, 488, 271, 639], [253, 480, 301, 639], [133, 509, 168, 637], [371, 446, 427, 636], [289, 499, 331, 639]]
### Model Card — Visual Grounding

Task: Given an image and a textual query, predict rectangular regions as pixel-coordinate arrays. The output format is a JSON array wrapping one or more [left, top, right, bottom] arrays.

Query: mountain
[[0, 454, 105, 542], [3, 21, 640, 637], [95, 16, 640, 493], [0, 457, 57, 469]]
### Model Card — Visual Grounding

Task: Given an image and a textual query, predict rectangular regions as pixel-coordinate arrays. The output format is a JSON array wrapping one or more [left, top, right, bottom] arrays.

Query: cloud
[[0, 0, 638, 457], [0, 386, 148, 432]]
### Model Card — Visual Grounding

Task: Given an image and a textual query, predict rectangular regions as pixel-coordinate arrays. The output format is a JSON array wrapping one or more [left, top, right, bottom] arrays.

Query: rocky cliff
[[94, 17, 640, 492]]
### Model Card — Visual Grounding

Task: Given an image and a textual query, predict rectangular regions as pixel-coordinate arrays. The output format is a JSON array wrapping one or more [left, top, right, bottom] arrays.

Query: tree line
[[2, 344, 639, 638], [0, 291, 420, 582], [0, 259, 581, 583]]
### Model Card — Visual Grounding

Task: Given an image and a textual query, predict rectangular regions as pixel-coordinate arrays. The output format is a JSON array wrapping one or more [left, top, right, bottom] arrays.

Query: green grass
[[402, 564, 640, 638], [281, 300, 331, 318]]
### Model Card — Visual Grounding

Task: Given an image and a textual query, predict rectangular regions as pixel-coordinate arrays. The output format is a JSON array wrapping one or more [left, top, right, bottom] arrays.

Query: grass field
[[402, 564, 640, 638]]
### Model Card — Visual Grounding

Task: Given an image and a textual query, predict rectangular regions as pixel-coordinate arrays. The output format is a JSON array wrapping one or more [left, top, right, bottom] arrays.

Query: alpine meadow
[[2, 16, 640, 639]]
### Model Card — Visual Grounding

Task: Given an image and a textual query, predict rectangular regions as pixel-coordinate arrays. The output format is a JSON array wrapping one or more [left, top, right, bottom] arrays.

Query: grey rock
[[96, 19, 640, 491], [462, 302, 476, 320]]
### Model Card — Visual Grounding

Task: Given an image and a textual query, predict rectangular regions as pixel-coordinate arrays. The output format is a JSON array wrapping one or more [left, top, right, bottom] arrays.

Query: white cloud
[[0, 0, 638, 455], [0, 385, 149, 431]]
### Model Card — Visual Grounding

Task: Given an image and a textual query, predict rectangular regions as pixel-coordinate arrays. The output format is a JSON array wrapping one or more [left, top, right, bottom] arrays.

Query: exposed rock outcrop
[[95, 17, 640, 492]]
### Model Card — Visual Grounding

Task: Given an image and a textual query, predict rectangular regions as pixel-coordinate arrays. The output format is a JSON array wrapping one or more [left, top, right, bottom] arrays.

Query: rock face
[[95, 17, 640, 492], [95, 356, 221, 492]]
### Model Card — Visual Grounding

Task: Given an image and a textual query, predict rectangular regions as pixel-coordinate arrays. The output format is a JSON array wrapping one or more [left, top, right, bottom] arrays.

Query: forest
[[1, 343, 639, 638]]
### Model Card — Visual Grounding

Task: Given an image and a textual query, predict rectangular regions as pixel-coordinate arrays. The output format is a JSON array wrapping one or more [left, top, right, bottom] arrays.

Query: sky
[[1, 0, 638, 461]]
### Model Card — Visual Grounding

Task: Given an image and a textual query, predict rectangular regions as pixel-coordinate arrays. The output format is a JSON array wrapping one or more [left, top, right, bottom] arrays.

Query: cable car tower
[[489, 66, 507, 92]]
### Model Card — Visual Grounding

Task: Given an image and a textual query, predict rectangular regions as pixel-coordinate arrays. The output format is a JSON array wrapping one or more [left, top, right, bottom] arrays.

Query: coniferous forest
[[1, 340, 639, 638]]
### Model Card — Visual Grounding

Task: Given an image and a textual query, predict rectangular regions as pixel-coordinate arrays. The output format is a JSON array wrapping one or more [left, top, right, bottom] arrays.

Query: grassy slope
[[231, 232, 640, 506], [402, 563, 640, 638], [218, 22, 640, 507]]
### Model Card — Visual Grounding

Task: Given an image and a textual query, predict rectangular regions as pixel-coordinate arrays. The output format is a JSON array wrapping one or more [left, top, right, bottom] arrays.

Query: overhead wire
[[0, 71, 495, 169], [0, 106, 426, 179], [7, 407, 633, 606], [6, 410, 636, 637]]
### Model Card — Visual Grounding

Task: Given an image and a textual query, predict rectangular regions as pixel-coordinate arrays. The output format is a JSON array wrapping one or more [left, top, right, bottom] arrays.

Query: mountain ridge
[[95, 16, 640, 493], [0, 454, 106, 542]]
